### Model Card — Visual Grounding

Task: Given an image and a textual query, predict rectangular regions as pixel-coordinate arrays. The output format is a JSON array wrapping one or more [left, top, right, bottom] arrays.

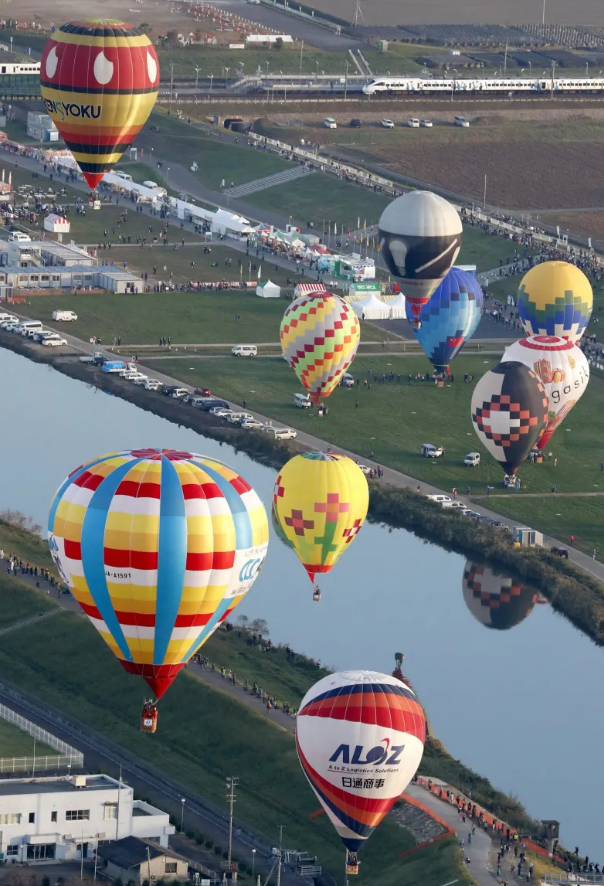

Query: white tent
[[43, 213, 70, 233], [351, 293, 391, 320], [256, 279, 281, 299], [386, 292, 406, 319]]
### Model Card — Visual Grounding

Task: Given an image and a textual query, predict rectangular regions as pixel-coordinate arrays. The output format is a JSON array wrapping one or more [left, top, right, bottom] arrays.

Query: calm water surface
[[1, 348, 601, 856]]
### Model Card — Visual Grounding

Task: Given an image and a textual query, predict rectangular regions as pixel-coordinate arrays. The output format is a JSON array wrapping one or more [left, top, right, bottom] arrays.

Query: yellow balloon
[[517, 261, 593, 343], [273, 452, 368, 600]]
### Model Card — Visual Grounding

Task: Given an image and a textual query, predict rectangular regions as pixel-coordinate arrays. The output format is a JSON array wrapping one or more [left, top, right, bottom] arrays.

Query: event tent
[[256, 279, 281, 298], [351, 293, 391, 320], [43, 213, 70, 233], [385, 292, 406, 319]]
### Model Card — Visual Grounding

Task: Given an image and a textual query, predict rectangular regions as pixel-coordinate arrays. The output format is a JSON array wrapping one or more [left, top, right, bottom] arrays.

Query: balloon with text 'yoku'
[[471, 361, 549, 477], [462, 562, 538, 631], [378, 191, 463, 329], [47, 449, 268, 722], [280, 291, 360, 403], [40, 20, 160, 190], [409, 267, 484, 372], [517, 261, 593, 343], [272, 452, 368, 601], [296, 670, 425, 874], [502, 335, 589, 450]]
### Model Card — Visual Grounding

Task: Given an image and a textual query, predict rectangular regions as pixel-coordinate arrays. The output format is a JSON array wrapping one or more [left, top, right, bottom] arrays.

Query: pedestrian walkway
[[224, 166, 313, 199]]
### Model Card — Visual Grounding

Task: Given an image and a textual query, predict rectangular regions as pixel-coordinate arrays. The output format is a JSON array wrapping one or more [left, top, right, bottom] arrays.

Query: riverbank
[[3, 328, 604, 649]]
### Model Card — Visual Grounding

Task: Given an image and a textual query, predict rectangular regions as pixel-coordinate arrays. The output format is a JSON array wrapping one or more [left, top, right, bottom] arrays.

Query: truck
[[52, 310, 78, 322], [102, 360, 127, 373]]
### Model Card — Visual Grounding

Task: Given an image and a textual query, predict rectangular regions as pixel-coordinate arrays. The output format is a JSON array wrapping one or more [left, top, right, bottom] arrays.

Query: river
[[1, 347, 601, 857]]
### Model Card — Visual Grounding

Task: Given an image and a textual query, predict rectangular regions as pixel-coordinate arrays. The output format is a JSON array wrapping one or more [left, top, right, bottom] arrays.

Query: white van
[[454, 115, 470, 127], [422, 443, 443, 458], [464, 452, 481, 467], [142, 180, 158, 189], [232, 344, 257, 357], [18, 320, 42, 335], [52, 310, 78, 322], [294, 392, 312, 408], [8, 231, 31, 242], [407, 118, 420, 128], [323, 117, 337, 129], [116, 171, 133, 182], [426, 494, 452, 504], [341, 372, 355, 388], [0, 312, 17, 323]]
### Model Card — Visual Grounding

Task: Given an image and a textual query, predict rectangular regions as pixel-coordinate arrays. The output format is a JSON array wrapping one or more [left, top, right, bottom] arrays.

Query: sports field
[[0, 717, 54, 758], [144, 353, 604, 557]]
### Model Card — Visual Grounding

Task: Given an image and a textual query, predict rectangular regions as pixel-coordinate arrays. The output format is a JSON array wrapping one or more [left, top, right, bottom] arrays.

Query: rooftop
[[0, 775, 125, 796], [97, 837, 183, 869]]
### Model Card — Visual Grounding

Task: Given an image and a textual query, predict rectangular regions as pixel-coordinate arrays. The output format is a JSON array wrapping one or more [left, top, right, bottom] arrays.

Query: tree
[[250, 618, 269, 636], [274, 37, 283, 50], [236, 614, 250, 629]]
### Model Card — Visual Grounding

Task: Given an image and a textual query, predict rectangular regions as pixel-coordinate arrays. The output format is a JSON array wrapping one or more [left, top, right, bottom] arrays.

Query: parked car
[[170, 388, 190, 399], [420, 119, 433, 127], [323, 117, 337, 129], [357, 464, 371, 475], [294, 392, 312, 408], [349, 118, 362, 128], [52, 310, 78, 321], [340, 372, 355, 388], [199, 398, 229, 412], [422, 443, 443, 458], [133, 375, 150, 385], [42, 336, 67, 347], [162, 385, 179, 395], [464, 452, 481, 467], [227, 412, 254, 425], [381, 118, 395, 128], [193, 386, 212, 397], [32, 330, 53, 342], [144, 379, 162, 391], [232, 344, 257, 357], [426, 494, 451, 504], [241, 418, 264, 430], [460, 509, 480, 519], [209, 406, 232, 416], [263, 427, 297, 440], [407, 118, 420, 128], [454, 115, 470, 127], [551, 546, 569, 559], [442, 501, 466, 509]]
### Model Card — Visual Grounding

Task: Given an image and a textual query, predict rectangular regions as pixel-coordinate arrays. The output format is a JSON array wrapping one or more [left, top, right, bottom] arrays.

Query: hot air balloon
[[502, 335, 589, 450], [517, 261, 593, 344], [471, 361, 549, 478], [296, 670, 425, 875], [271, 502, 294, 550], [462, 562, 538, 630], [409, 267, 483, 372], [378, 191, 463, 329], [40, 20, 160, 190], [280, 292, 360, 404], [47, 449, 268, 729], [272, 452, 368, 601]]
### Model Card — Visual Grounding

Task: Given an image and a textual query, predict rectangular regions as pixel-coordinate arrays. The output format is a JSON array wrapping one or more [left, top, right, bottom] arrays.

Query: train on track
[[362, 76, 604, 94]]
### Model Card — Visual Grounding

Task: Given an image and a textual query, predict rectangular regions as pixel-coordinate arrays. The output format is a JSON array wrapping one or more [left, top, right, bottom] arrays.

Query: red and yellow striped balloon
[[40, 20, 160, 190]]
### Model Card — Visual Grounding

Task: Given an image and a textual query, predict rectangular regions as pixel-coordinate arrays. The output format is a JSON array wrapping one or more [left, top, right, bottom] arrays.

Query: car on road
[[340, 372, 355, 388], [227, 412, 254, 425], [198, 398, 229, 412], [133, 375, 150, 385], [144, 379, 162, 391], [0, 319, 18, 329], [32, 330, 53, 342], [356, 464, 372, 475], [162, 385, 179, 396], [381, 118, 395, 128], [262, 426, 297, 440], [323, 117, 337, 129], [349, 118, 362, 128], [170, 388, 190, 399], [442, 501, 466, 509], [209, 405, 232, 416], [420, 119, 433, 127], [460, 509, 480, 519], [422, 443, 444, 458], [232, 344, 257, 357], [407, 118, 420, 128], [4, 323, 21, 332], [426, 494, 452, 504], [42, 335, 67, 347], [454, 115, 470, 127], [241, 418, 264, 430], [193, 386, 212, 397], [551, 546, 569, 559]]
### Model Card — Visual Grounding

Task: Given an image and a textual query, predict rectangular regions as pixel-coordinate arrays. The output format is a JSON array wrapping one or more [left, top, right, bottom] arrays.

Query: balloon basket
[[140, 700, 158, 733], [345, 853, 359, 875], [411, 319, 422, 330], [313, 586, 322, 602]]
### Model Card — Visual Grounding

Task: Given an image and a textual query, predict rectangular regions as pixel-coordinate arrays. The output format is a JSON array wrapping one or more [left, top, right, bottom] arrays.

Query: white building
[[0, 264, 141, 293], [0, 774, 175, 863], [27, 112, 59, 143]]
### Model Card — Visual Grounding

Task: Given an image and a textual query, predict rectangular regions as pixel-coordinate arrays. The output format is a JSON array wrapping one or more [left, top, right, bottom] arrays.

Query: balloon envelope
[[409, 267, 484, 371], [517, 261, 593, 343], [296, 670, 425, 852], [272, 452, 368, 586], [280, 292, 360, 403], [378, 191, 463, 322], [471, 361, 549, 476], [48, 449, 268, 698], [502, 334, 589, 450], [462, 562, 537, 630], [40, 19, 160, 190]]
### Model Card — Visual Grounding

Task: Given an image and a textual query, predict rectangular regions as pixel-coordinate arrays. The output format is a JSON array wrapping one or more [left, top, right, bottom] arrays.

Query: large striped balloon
[[280, 292, 360, 403], [296, 671, 425, 856], [48, 449, 268, 699], [40, 20, 160, 190]]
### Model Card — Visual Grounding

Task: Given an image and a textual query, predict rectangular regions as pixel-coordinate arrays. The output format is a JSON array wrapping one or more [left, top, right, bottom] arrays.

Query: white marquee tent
[[256, 279, 281, 298], [385, 292, 406, 319], [351, 293, 391, 320]]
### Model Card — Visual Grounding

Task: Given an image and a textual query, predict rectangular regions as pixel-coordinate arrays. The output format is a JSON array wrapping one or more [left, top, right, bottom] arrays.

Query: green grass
[[0, 717, 54, 758], [22, 290, 396, 345], [146, 112, 291, 191], [144, 352, 604, 557], [0, 519, 55, 571], [0, 572, 57, 630], [0, 607, 471, 886], [458, 226, 530, 271]]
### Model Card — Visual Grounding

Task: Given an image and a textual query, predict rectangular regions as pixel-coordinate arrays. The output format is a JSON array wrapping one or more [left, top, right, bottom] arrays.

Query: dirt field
[[302, 0, 604, 26], [2, 0, 195, 34]]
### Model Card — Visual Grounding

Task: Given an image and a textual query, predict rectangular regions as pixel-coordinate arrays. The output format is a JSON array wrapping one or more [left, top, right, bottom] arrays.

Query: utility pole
[[344, 60, 349, 100], [299, 39, 303, 75], [80, 829, 84, 881], [276, 826, 284, 886], [194, 65, 201, 93], [32, 737, 36, 778], [169, 61, 177, 112], [503, 43, 508, 75], [226, 777, 239, 864], [542, 0, 546, 25], [483, 174, 487, 210]]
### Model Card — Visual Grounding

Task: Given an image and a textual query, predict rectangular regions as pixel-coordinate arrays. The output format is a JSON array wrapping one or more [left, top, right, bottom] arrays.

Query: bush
[[214, 845, 222, 855], [222, 851, 229, 860], [186, 829, 195, 840], [205, 839, 213, 850], [195, 833, 204, 845]]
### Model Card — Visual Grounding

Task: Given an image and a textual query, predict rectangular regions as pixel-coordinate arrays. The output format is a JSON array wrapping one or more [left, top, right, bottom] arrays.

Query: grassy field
[[0, 605, 470, 886], [0, 717, 54, 758], [0, 572, 57, 630], [22, 290, 398, 345], [144, 352, 604, 556]]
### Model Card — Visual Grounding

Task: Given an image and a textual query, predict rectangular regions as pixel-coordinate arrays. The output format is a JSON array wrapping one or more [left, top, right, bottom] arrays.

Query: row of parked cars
[[426, 494, 509, 530], [0, 314, 67, 347]]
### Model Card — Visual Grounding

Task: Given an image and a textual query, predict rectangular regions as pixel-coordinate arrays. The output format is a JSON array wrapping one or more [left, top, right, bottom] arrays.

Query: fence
[[0, 702, 83, 772]]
